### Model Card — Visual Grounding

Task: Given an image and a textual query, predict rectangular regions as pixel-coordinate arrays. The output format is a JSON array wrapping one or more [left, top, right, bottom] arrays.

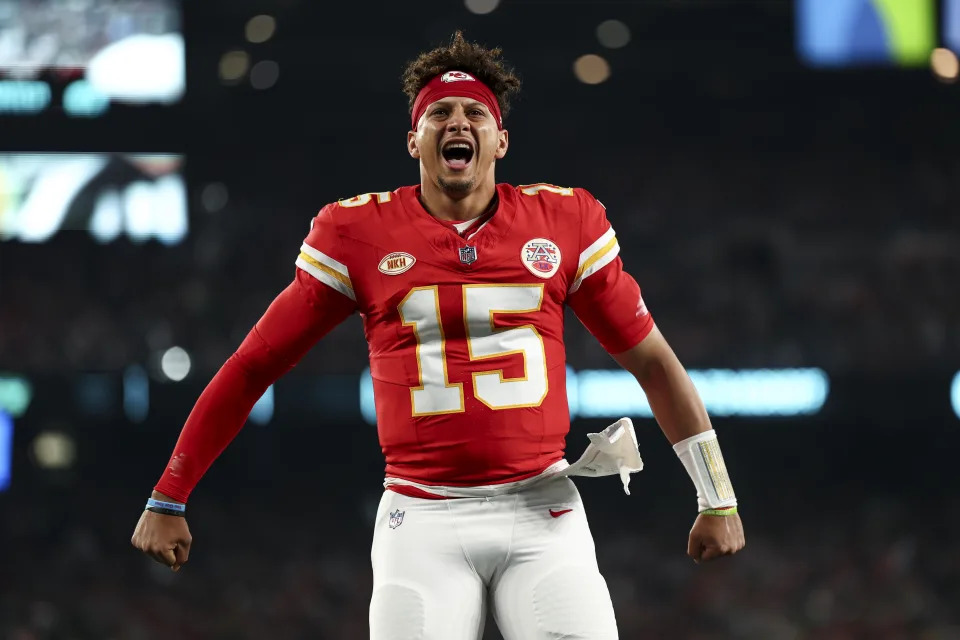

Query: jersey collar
[[398, 183, 517, 250]]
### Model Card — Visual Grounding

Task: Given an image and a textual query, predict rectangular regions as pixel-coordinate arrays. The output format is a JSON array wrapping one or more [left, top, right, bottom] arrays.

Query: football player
[[132, 32, 745, 640]]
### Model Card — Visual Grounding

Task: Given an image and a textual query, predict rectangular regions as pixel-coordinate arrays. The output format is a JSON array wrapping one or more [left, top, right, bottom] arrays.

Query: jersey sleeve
[[296, 203, 359, 307], [153, 209, 359, 503], [154, 270, 354, 503], [566, 190, 654, 354]]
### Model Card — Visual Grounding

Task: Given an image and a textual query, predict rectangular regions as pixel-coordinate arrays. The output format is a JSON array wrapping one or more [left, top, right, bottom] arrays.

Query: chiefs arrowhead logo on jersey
[[378, 252, 416, 275], [521, 238, 562, 279], [441, 70, 476, 83]]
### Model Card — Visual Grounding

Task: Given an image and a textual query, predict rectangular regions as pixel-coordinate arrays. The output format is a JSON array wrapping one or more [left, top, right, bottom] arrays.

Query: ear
[[495, 129, 509, 160], [407, 131, 420, 159]]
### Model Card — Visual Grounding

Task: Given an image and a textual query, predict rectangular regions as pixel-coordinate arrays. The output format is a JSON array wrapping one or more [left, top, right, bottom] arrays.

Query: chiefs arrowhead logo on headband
[[412, 70, 503, 130], [441, 71, 476, 82]]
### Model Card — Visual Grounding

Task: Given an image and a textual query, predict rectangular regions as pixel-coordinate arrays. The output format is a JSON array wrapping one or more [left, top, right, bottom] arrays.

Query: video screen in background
[[0, 153, 187, 245], [0, 412, 11, 493], [947, 0, 960, 52], [795, 0, 936, 67], [0, 0, 183, 116]]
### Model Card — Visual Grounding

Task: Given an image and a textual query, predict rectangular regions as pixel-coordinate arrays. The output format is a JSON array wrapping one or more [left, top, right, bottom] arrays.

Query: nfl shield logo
[[459, 246, 478, 265], [389, 509, 405, 529]]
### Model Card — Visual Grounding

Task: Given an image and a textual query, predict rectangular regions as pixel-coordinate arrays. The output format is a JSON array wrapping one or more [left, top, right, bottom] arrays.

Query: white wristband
[[672, 429, 738, 512]]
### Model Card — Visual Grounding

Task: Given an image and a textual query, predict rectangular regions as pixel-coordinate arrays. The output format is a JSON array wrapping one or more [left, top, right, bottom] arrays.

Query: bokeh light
[[33, 431, 76, 469], [160, 347, 192, 382], [597, 20, 631, 49], [931, 47, 959, 82], [219, 50, 249, 84], [245, 15, 276, 44], [573, 54, 611, 84], [201, 182, 229, 213], [464, 0, 500, 15], [250, 60, 280, 90]]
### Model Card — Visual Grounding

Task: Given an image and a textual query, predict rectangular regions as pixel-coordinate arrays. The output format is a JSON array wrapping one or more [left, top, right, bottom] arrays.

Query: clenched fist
[[687, 512, 745, 563], [131, 491, 193, 572]]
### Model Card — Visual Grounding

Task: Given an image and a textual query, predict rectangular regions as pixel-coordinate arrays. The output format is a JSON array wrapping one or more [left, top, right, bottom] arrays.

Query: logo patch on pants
[[389, 509, 405, 529]]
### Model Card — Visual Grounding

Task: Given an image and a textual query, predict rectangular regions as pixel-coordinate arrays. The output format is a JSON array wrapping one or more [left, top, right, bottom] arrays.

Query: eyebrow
[[430, 100, 488, 112]]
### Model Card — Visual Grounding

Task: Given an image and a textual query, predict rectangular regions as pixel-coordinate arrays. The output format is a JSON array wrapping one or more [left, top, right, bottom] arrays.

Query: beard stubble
[[437, 174, 475, 196]]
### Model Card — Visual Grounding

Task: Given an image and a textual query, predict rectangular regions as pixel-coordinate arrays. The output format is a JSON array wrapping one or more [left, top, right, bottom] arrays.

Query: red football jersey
[[297, 183, 653, 486]]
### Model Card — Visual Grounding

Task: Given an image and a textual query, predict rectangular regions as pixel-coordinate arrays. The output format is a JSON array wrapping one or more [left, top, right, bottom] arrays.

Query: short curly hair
[[401, 31, 522, 121]]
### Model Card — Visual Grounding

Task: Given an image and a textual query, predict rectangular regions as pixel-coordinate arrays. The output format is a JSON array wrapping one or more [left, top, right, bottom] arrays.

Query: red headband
[[410, 70, 503, 130]]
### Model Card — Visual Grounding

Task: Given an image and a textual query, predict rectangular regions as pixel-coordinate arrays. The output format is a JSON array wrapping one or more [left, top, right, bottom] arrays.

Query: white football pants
[[369, 477, 619, 640]]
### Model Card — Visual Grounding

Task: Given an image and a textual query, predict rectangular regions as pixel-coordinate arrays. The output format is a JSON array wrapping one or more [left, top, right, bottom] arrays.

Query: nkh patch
[[441, 71, 476, 83], [378, 252, 416, 275], [459, 246, 478, 265], [521, 238, 562, 279], [389, 509, 405, 529]]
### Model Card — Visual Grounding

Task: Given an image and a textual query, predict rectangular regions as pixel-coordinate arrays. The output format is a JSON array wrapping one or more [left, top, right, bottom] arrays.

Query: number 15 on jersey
[[397, 284, 548, 416]]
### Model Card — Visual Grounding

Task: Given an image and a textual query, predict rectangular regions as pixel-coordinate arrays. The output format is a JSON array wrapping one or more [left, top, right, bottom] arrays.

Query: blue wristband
[[146, 498, 186, 513]]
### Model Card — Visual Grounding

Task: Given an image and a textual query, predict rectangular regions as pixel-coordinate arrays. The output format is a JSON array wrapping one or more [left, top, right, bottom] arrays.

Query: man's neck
[[419, 179, 498, 222]]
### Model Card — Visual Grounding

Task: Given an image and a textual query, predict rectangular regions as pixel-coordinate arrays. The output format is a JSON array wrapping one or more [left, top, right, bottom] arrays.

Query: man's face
[[407, 96, 508, 197]]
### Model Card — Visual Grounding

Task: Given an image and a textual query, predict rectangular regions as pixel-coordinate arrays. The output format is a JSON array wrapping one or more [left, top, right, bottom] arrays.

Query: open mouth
[[441, 141, 475, 171]]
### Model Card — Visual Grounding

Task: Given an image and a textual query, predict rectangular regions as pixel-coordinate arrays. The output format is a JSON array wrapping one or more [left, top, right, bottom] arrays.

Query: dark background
[[2, 1, 959, 638]]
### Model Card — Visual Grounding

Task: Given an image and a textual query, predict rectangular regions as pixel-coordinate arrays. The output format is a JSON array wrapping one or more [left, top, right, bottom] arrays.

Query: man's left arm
[[566, 189, 744, 563], [612, 327, 745, 563]]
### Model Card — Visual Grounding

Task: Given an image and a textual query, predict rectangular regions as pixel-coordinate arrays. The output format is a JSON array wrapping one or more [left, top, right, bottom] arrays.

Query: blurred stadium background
[[2, 0, 960, 638]]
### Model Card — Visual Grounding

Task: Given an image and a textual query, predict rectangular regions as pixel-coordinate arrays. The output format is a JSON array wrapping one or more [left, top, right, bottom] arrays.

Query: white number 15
[[398, 284, 548, 416]]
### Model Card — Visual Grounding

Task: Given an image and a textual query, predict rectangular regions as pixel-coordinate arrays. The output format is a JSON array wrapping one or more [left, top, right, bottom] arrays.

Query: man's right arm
[[132, 269, 355, 569], [154, 270, 355, 502]]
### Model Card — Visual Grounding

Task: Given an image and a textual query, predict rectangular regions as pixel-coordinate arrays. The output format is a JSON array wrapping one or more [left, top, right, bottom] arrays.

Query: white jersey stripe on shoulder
[[577, 227, 616, 271], [568, 240, 620, 294], [297, 250, 352, 289], [296, 255, 356, 301], [300, 243, 350, 279], [575, 233, 617, 282]]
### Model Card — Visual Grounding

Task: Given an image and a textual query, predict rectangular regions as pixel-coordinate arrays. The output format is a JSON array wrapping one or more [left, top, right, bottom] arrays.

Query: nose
[[446, 106, 471, 134]]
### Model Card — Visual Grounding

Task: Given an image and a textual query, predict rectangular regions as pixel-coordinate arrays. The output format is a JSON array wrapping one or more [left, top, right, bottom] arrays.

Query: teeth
[[444, 142, 471, 150]]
